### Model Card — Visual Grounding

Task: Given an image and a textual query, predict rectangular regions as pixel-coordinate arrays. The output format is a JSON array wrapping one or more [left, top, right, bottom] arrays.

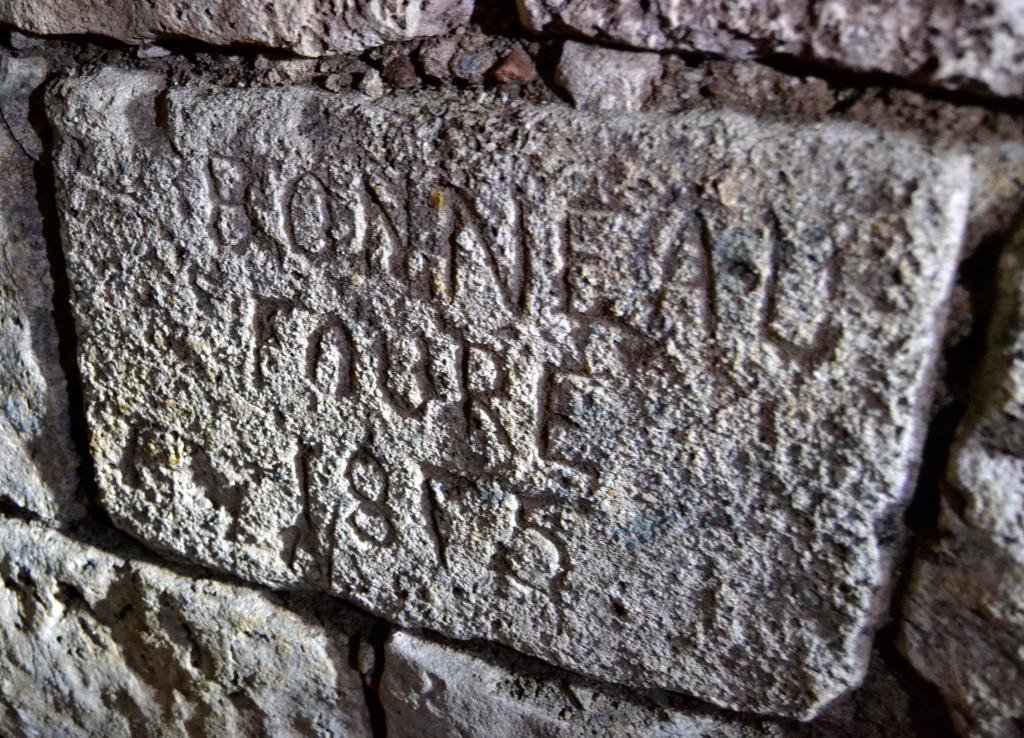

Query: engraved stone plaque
[[50, 68, 970, 718]]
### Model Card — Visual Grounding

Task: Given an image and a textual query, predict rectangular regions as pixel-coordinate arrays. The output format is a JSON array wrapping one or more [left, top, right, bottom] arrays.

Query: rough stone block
[[0, 52, 81, 524], [50, 68, 970, 718], [901, 229, 1024, 738], [518, 0, 1024, 98], [381, 630, 927, 738], [555, 41, 662, 112], [0, 517, 372, 737], [382, 630, 749, 737], [0, 0, 472, 57]]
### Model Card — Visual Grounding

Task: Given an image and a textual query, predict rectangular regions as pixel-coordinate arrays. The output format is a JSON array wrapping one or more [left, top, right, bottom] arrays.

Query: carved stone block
[[50, 68, 970, 718]]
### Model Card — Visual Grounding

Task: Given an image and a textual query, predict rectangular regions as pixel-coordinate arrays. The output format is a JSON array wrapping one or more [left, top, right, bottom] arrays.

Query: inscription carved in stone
[[50, 68, 970, 718]]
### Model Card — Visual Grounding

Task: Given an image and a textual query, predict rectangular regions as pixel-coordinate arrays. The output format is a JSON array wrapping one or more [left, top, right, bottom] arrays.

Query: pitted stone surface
[[0, 0, 472, 57], [519, 0, 1024, 98], [0, 517, 372, 737], [381, 631, 926, 738], [901, 229, 1024, 738], [555, 41, 662, 112], [382, 630, 757, 738], [51, 68, 969, 718], [0, 52, 80, 524]]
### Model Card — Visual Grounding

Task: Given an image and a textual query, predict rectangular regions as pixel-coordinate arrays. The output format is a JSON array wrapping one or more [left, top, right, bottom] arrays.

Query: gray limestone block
[[555, 41, 662, 112], [382, 629, 767, 737], [48, 67, 971, 719], [0, 517, 373, 737], [0, 51, 81, 525], [380, 630, 927, 738], [0, 0, 472, 57], [518, 0, 1024, 99], [901, 227, 1024, 738]]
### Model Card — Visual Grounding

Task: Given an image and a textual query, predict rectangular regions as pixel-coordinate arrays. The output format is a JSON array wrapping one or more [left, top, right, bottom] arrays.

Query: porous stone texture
[[383, 629, 756, 738], [0, 51, 80, 524], [50, 67, 971, 719], [518, 0, 1024, 98], [0, 0, 472, 57], [0, 517, 372, 737], [555, 40, 662, 112], [901, 228, 1024, 738], [381, 630, 926, 738], [382, 630, 697, 738]]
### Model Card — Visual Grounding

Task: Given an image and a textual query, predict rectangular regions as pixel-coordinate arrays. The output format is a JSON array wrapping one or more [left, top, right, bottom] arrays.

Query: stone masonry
[[0, 3, 1021, 737], [0, 0, 473, 57], [519, 0, 1024, 98], [50, 65, 971, 718], [0, 51, 80, 525], [901, 226, 1024, 737]]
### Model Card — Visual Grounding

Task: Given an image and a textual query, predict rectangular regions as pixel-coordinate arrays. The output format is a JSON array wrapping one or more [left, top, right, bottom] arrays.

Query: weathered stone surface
[[50, 67, 970, 718], [417, 29, 531, 87], [382, 630, 751, 737], [555, 41, 661, 112], [519, 0, 1024, 98], [0, 517, 372, 736], [0, 52, 81, 524], [381, 631, 929, 737], [901, 229, 1024, 738], [493, 48, 537, 85], [0, 0, 472, 57]]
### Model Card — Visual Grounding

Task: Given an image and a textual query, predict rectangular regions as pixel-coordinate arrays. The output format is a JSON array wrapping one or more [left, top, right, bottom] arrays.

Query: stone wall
[[0, 2, 1021, 736]]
